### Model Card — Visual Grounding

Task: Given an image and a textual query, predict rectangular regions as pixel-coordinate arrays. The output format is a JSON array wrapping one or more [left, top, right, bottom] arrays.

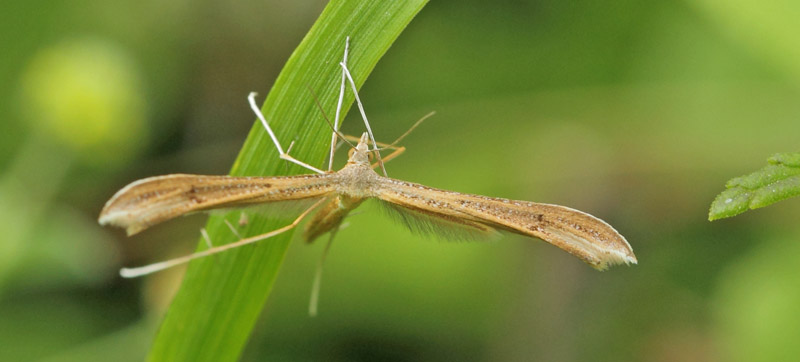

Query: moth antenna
[[306, 84, 355, 150], [390, 111, 436, 147]]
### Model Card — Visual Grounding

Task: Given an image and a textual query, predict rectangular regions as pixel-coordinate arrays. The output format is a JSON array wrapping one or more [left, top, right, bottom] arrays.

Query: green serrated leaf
[[768, 152, 800, 167], [709, 152, 800, 221], [750, 175, 800, 208], [146, 1, 429, 361], [726, 164, 800, 189], [709, 188, 754, 221]]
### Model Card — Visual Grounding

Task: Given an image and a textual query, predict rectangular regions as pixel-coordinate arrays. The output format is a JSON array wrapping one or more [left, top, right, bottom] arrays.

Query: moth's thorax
[[335, 160, 381, 198]]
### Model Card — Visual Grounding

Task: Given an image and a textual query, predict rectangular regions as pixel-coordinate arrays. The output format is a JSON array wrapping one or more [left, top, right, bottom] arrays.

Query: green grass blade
[[146, 1, 429, 361], [709, 152, 800, 220]]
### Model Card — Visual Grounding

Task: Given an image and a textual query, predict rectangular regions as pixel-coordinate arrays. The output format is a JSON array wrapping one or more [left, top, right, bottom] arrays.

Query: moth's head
[[347, 132, 371, 166]]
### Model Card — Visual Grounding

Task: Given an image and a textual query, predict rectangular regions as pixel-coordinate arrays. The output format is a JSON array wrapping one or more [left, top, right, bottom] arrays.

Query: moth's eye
[[367, 152, 375, 161], [348, 148, 356, 159]]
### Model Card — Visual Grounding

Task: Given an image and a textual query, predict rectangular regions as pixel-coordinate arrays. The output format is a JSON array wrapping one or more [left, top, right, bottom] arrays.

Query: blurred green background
[[2, 1, 799, 361]]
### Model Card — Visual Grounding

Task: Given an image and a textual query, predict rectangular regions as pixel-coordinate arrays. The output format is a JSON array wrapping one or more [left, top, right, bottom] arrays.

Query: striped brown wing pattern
[[99, 173, 336, 235], [376, 178, 636, 270]]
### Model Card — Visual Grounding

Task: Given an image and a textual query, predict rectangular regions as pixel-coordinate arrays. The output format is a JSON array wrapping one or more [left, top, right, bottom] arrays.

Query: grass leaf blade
[[146, 1, 429, 361]]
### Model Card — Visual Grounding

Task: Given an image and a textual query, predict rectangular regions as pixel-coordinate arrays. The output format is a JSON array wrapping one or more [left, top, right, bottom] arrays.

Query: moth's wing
[[378, 200, 501, 241], [210, 197, 329, 222], [99, 173, 336, 235], [376, 178, 636, 270]]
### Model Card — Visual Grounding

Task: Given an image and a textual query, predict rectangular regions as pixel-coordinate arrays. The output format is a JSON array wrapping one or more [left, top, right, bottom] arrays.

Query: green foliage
[[146, 1, 428, 361], [709, 152, 800, 220], [7, 0, 800, 360]]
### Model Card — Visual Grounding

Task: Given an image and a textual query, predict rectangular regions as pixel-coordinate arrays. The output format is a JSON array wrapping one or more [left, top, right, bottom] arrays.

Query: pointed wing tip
[[97, 212, 112, 226], [597, 230, 637, 270], [592, 250, 638, 271], [98, 211, 145, 236]]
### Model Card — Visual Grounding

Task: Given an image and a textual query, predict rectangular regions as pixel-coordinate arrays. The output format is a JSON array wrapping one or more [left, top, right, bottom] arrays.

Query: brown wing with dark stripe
[[99, 173, 336, 235], [376, 178, 636, 270]]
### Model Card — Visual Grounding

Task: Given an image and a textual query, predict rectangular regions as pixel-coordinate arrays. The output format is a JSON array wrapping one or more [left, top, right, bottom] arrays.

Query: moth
[[99, 38, 636, 312]]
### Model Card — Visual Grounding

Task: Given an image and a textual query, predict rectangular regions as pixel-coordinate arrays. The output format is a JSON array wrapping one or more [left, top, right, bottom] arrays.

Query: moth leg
[[327, 36, 351, 171], [339, 56, 387, 176], [119, 198, 326, 278], [200, 228, 213, 248], [308, 229, 337, 317], [238, 212, 249, 227], [247, 92, 325, 174], [223, 219, 243, 239]]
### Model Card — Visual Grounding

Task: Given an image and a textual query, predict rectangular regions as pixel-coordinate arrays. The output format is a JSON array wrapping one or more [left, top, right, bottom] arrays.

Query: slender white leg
[[238, 212, 249, 227], [308, 229, 337, 317], [247, 92, 325, 174], [119, 198, 326, 278], [223, 219, 243, 239], [201, 228, 212, 248], [339, 61, 388, 177], [329, 37, 350, 171]]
